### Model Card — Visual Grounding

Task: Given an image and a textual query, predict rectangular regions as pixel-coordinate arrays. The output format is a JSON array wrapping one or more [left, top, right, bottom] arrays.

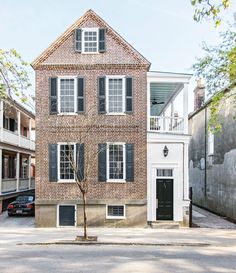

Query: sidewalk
[[192, 205, 236, 229], [0, 226, 236, 247]]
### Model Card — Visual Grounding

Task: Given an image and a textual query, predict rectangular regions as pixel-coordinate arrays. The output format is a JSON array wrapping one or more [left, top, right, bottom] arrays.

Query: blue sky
[[0, 0, 235, 111]]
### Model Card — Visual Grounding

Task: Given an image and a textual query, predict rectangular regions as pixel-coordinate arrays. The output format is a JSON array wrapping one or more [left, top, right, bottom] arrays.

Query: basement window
[[106, 205, 125, 219]]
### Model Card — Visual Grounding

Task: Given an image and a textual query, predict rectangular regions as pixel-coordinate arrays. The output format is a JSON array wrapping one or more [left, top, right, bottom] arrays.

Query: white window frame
[[208, 131, 214, 155], [106, 204, 126, 220], [82, 28, 99, 54], [57, 142, 76, 183], [106, 142, 126, 183], [57, 76, 77, 115], [106, 76, 126, 115], [57, 204, 77, 227]]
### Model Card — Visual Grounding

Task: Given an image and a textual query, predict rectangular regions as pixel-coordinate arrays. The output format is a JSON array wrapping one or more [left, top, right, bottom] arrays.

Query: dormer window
[[75, 28, 106, 53]]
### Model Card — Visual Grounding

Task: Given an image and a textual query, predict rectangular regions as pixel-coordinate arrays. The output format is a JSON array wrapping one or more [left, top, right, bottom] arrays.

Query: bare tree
[[61, 107, 107, 240]]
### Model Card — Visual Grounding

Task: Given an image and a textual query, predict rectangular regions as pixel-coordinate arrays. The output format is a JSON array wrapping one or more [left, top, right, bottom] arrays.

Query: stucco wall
[[189, 87, 236, 220]]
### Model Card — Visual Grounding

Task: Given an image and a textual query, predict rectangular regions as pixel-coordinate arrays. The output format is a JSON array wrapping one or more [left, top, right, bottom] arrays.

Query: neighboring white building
[[147, 71, 191, 227], [0, 98, 35, 213]]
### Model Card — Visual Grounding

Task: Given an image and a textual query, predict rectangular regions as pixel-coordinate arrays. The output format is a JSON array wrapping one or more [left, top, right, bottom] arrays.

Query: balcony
[[147, 72, 191, 135], [0, 100, 35, 150], [149, 116, 184, 133], [1, 178, 35, 195]]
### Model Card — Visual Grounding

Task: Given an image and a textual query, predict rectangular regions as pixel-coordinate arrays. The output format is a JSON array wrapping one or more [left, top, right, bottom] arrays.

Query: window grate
[[107, 205, 124, 217]]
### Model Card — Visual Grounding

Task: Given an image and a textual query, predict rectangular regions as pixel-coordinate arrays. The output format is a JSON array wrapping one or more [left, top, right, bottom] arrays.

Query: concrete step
[[150, 221, 180, 229]]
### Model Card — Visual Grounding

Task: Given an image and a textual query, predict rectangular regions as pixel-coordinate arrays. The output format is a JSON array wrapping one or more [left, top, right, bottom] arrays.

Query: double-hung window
[[82, 28, 98, 53], [58, 77, 77, 114], [106, 76, 125, 114], [58, 144, 76, 181], [107, 143, 126, 182]]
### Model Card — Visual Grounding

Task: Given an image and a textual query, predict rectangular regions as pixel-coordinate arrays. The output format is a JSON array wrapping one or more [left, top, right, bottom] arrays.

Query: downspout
[[204, 107, 207, 197]]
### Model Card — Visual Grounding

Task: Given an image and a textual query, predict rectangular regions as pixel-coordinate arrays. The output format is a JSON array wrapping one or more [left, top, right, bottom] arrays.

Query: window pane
[[84, 31, 97, 52], [108, 205, 124, 217], [108, 79, 123, 113], [60, 145, 74, 180], [156, 169, 173, 177], [109, 144, 124, 179], [60, 79, 75, 113]]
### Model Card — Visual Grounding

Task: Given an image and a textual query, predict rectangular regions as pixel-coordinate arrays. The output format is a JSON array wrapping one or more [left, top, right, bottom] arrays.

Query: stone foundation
[[35, 202, 147, 227]]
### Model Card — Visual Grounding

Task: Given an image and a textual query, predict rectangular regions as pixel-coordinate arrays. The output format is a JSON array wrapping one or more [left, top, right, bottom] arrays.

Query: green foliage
[[192, 26, 236, 95], [0, 49, 31, 102], [191, 0, 231, 27]]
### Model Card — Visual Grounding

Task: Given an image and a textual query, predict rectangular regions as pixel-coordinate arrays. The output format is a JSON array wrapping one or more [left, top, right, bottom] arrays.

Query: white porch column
[[29, 118, 32, 140], [0, 100, 4, 142], [183, 83, 189, 134], [147, 80, 150, 131], [17, 111, 21, 146], [0, 148, 2, 195], [16, 152, 20, 192], [28, 155, 31, 189]]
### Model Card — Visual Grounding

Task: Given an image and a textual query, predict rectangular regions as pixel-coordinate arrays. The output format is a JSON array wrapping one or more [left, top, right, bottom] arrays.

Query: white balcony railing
[[1, 179, 17, 194], [19, 179, 29, 191], [149, 116, 184, 133], [2, 129, 35, 150], [2, 129, 18, 145]]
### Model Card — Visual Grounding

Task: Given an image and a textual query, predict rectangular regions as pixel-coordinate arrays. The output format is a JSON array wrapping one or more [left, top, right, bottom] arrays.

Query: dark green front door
[[156, 179, 173, 220]]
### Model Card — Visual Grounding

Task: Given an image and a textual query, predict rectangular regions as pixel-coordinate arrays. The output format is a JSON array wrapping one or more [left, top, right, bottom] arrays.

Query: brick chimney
[[194, 78, 205, 111]]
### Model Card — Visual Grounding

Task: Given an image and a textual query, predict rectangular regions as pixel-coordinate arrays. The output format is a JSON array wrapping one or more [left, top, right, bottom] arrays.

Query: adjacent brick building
[[32, 9, 150, 227]]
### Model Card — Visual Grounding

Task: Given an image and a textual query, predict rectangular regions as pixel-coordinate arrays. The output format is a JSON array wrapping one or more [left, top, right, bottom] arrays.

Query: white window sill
[[106, 216, 126, 220], [106, 179, 126, 183], [57, 113, 78, 116], [81, 52, 100, 54], [57, 180, 76, 183], [106, 113, 126, 116]]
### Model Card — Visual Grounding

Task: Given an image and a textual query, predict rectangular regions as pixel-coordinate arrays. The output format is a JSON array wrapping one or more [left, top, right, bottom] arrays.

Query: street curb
[[18, 241, 211, 247]]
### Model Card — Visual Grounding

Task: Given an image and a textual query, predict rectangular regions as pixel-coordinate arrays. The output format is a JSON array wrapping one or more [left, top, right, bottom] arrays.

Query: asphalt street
[[0, 244, 236, 273]]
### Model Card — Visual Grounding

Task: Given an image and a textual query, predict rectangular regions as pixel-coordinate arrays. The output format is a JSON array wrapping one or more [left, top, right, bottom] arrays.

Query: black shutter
[[98, 77, 106, 113], [49, 144, 58, 182], [126, 77, 133, 113], [98, 143, 107, 181], [76, 143, 84, 182], [75, 29, 82, 52], [50, 78, 58, 114], [99, 28, 106, 53], [126, 144, 134, 182], [77, 77, 85, 113]]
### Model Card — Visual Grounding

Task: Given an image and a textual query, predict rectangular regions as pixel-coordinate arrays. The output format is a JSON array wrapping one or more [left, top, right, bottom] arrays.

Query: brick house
[[32, 10, 191, 227]]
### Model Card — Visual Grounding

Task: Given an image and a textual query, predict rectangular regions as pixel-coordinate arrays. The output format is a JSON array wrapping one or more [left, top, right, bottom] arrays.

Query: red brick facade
[[33, 10, 150, 226]]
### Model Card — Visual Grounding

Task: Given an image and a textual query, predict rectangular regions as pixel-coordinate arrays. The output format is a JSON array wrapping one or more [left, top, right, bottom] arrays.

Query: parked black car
[[7, 195, 35, 216]]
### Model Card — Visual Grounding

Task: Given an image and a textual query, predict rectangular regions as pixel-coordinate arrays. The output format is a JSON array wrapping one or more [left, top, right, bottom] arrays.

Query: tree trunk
[[82, 192, 88, 239]]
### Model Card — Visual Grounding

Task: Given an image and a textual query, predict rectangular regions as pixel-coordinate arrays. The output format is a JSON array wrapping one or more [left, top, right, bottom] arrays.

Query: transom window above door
[[156, 169, 173, 177]]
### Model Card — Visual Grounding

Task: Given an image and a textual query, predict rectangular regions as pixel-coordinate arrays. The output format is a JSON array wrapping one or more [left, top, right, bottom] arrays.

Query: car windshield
[[16, 196, 34, 202]]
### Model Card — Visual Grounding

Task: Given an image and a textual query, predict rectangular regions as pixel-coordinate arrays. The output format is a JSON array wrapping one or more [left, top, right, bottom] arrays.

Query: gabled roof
[[31, 9, 150, 69]]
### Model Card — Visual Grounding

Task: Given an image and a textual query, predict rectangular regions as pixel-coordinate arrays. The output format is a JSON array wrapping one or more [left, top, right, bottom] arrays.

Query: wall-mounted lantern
[[163, 145, 169, 157]]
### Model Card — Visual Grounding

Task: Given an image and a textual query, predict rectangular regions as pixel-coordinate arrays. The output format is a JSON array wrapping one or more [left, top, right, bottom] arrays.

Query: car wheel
[[8, 213, 12, 217]]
